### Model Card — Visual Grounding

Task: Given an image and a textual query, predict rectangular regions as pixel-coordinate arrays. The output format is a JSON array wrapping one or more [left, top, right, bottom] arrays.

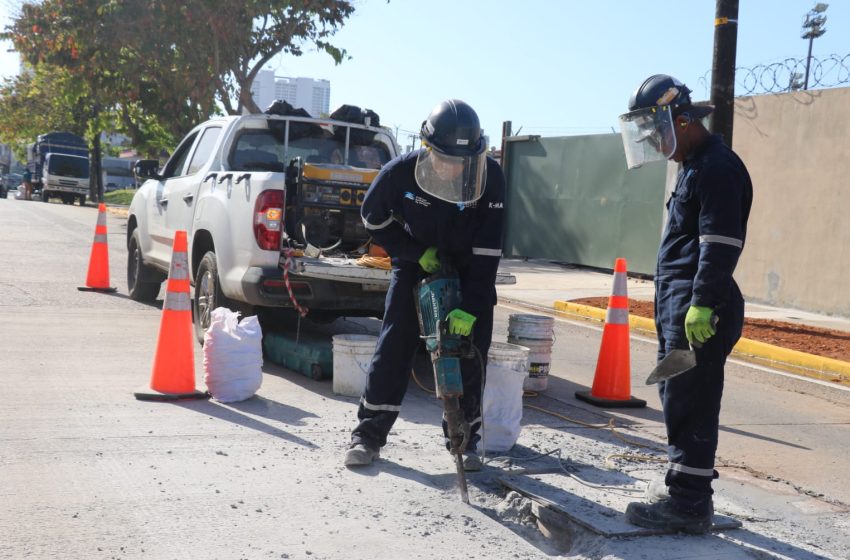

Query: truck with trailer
[[27, 132, 90, 205]]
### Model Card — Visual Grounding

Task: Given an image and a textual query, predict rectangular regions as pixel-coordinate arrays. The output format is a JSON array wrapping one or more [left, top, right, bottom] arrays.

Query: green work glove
[[418, 246, 440, 274], [446, 309, 476, 337], [684, 305, 716, 345]]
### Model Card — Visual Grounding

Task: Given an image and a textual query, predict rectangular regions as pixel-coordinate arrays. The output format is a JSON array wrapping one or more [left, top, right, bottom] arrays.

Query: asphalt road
[[1, 197, 849, 559]]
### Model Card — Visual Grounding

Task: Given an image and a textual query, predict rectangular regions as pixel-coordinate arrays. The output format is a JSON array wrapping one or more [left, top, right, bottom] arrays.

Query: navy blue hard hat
[[628, 74, 713, 119], [420, 99, 486, 157]]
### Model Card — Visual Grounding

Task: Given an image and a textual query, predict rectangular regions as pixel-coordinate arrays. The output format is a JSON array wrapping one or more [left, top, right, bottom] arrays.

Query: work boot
[[644, 479, 670, 504], [344, 443, 379, 467], [462, 450, 482, 472], [625, 498, 713, 534]]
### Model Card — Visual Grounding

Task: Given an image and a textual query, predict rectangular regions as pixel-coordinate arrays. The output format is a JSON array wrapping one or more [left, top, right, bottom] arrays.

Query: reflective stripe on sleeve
[[363, 215, 394, 231], [699, 234, 743, 248], [472, 247, 502, 257], [668, 462, 715, 477], [360, 397, 401, 412]]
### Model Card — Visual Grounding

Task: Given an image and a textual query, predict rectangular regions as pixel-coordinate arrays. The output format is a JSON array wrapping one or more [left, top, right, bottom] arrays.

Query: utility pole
[[709, 0, 739, 147], [801, 3, 828, 90]]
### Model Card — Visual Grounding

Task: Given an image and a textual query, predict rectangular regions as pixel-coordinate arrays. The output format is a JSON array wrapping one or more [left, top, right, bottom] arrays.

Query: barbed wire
[[698, 54, 850, 96]]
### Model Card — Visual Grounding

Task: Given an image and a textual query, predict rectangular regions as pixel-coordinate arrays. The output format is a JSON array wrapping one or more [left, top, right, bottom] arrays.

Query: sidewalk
[[497, 258, 850, 385]]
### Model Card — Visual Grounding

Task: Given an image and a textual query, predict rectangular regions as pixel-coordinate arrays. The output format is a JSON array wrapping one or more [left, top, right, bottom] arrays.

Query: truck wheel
[[127, 229, 163, 302], [194, 251, 236, 344], [41, 190, 49, 202], [62, 195, 73, 205], [78, 195, 86, 206]]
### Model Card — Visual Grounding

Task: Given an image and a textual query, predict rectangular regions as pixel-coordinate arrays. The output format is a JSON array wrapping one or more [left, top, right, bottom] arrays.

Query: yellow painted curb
[[553, 300, 850, 386]]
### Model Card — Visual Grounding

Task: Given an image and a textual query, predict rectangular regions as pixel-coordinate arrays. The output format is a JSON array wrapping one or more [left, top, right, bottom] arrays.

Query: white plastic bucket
[[332, 334, 378, 397], [508, 314, 554, 392], [488, 341, 530, 374], [508, 314, 555, 340], [508, 335, 553, 392], [482, 342, 529, 452]]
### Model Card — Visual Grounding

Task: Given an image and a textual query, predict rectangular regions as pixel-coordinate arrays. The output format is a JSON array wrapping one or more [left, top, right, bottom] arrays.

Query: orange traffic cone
[[134, 231, 207, 401], [77, 203, 117, 292], [575, 258, 646, 408]]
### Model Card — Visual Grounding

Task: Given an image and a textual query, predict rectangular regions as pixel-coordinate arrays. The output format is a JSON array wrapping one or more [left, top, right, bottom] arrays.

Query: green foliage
[[0, 65, 89, 161], [103, 189, 135, 205], [1, 0, 358, 151]]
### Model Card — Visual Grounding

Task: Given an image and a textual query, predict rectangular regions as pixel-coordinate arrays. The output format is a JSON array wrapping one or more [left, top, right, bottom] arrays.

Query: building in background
[[250, 69, 330, 117]]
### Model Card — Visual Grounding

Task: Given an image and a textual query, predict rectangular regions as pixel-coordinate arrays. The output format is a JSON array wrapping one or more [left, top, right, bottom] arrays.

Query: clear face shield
[[618, 105, 677, 170], [414, 146, 487, 204]]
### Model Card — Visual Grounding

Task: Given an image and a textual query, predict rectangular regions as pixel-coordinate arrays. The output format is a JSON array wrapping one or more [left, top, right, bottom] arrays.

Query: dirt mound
[[571, 297, 850, 363]]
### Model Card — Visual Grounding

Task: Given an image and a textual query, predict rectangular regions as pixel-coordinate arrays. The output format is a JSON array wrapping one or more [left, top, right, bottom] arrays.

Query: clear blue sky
[[2, 0, 848, 149]]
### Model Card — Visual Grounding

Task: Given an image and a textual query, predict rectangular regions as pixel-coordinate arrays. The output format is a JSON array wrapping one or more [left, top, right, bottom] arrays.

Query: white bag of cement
[[481, 363, 526, 452], [203, 307, 263, 403]]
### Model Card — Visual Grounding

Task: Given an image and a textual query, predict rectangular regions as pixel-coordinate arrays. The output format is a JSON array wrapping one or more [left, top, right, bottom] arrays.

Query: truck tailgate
[[280, 256, 516, 286]]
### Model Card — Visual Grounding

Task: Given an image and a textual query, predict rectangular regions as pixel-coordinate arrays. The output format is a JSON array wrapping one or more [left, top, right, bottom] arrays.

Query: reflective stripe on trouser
[[655, 279, 744, 514], [351, 261, 493, 451]]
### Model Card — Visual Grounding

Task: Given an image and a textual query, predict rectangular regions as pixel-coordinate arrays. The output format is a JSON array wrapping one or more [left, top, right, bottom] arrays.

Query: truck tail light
[[254, 189, 284, 250]]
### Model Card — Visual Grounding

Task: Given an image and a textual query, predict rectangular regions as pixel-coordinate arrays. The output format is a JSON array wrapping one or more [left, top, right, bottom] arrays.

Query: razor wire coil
[[699, 54, 850, 96]]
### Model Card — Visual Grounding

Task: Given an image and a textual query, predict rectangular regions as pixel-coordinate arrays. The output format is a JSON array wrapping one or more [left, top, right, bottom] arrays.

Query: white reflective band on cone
[[164, 291, 192, 311], [613, 272, 628, 296], [93, 234, 108, 244], [169, 256, 189, 279], [606, 307, 629, 325]]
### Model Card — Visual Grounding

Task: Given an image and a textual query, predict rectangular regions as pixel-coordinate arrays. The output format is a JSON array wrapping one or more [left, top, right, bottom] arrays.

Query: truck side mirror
[[134, 159, 161, 180]]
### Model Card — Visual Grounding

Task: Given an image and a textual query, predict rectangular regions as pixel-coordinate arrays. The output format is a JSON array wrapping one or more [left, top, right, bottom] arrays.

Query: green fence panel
[[502, 133, 666, 275]]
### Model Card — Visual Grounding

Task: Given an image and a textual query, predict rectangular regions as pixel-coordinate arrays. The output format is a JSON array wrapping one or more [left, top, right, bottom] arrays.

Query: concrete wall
[[732, 87, 850, 317]]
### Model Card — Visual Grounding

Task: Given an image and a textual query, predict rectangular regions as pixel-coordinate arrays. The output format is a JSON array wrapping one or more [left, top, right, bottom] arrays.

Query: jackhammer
[[415, 271, 475, 503]]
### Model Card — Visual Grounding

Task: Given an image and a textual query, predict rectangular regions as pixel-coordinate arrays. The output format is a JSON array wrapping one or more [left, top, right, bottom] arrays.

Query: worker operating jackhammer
[[344, 100, 506, 484]]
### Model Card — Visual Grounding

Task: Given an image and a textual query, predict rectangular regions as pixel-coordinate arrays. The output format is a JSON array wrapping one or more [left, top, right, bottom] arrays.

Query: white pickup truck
[[127, 111, 403, 340]]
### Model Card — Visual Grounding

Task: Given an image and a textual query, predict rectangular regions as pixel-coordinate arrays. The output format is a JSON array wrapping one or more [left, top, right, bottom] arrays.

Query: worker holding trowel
[[343, 100, 505, 472], [618, 75, 753, 534]]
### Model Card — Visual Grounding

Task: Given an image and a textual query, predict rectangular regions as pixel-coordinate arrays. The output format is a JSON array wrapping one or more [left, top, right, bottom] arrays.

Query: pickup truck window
[[187, 126, 221, 175], [162, 131, 199, 179], [231, 131, 286, 172]]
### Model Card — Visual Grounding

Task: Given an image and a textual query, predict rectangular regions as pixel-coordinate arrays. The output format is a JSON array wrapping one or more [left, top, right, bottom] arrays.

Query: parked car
[[1, 172, 23, 199]]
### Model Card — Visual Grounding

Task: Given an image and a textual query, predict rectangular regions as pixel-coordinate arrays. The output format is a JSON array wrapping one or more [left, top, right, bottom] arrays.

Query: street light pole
[[801, 3, 828, 90]]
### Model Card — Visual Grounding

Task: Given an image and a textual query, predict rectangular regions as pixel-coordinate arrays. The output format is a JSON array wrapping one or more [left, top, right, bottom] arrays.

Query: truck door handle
[[159, 197, 169, 206], [182, 193, 194, 203], [203, 173, 217, 184]]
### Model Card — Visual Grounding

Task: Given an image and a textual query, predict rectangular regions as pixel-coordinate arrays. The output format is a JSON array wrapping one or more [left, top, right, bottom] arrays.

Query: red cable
[[282, 248, 309, 317]]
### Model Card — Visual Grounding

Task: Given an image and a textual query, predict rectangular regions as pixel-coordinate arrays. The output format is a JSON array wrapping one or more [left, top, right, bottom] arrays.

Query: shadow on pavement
[[177, 397, 318, 449]]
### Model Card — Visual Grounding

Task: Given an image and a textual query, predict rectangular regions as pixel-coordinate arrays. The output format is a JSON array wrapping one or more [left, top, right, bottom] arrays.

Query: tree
[[0, 64, 89, 161], [3, 0, 358, 154], [207, 1, 355, 114]]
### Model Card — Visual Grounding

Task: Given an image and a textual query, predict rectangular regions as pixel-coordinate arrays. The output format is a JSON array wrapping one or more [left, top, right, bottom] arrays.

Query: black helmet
[[420, 99, 486, 157], [628, 74, 713, 119]]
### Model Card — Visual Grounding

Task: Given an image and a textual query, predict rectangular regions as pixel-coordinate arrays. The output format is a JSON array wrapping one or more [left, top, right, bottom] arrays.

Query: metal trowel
[[645, 347, 698, 384], [645, 315, 718, 384]]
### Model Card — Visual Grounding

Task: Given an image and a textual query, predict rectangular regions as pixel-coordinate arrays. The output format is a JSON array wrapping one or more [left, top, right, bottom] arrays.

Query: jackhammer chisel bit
[[444, 397, 470, 504]]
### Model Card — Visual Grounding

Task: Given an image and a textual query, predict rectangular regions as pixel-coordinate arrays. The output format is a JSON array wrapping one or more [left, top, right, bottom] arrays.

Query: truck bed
[[283, 255, 517, 286]]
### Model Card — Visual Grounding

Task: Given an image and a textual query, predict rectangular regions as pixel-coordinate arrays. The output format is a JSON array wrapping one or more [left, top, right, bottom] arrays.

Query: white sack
[[481, 364, 526, 452], [203, 307, 263, 403]]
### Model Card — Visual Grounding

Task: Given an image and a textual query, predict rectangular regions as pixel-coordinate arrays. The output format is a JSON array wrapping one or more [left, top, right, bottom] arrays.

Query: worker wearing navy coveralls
[[344, 100, 505, 468], [618, 75, 753, 533]]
